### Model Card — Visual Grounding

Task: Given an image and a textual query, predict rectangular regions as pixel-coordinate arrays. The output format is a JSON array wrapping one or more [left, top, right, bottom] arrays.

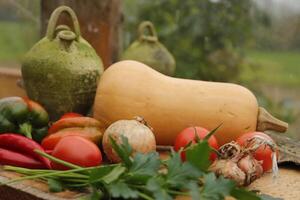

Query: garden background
[[0, 0, 299, 139]]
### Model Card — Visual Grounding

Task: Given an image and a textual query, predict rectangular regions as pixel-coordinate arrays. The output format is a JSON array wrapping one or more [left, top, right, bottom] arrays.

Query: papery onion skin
[[102, 118, 156, 163], [209, 159, 246, 186], [237, 154, 263, 185], [236, 132, 278, 172]]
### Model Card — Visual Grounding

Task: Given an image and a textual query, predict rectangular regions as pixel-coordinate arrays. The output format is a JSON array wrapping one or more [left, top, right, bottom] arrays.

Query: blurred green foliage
[[123, 1, 299, 134], [0, 21, 38, 62], [123, 0, 254, 81], [0, 0, 40, 62]]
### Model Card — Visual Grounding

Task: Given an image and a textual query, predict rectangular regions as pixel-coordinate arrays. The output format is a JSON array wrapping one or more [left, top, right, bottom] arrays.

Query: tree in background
[[123, 0, 254, 81]]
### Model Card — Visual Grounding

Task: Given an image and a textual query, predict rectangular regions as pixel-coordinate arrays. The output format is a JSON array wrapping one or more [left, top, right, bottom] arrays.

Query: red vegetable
[[236, 132, 278, 172], [0, 148, 45, 169], [48, 117, 102, 135], [0, 134, 51, 169], [42, 127, 102, 151], [60, 113, 83, 119], [51, 136, 102, 170], [174, 127, 219, 161]]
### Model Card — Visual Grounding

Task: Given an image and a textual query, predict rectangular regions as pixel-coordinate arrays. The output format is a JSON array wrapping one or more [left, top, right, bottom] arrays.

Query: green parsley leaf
[[126, 152, 161, 184], [187, 181, 201, 200], [83, 187, 103, 200], [109, 135, 133, 168], [165, 150, 202, 189], [101, 165, 126, 184], [231, 188, 260, 200], [47, 178, 63, 193], [201, 173, 235, 200], [203, 124, 222, 141], [146, 177, 173, 200], [130, 152, 160, 176], [186, 140, 211, 171], [108, 180, 139, 199], [89, 165, 117, 184]]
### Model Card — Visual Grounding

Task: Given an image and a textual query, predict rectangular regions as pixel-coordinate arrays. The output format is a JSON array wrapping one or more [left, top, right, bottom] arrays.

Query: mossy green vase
[[121, 21, 176, 76], [22, 6, 103, 120]]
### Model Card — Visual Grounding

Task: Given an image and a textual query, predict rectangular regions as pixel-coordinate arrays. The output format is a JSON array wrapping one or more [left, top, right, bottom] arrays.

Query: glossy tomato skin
[[236, 132, 277, 172], [51, 136, 102, 170], [174, 127, 219, 162], [60, 113, 83, 119]]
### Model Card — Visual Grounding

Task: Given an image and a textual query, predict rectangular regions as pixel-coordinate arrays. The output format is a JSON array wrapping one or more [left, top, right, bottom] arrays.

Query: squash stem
[[256, 107, 288, 133]]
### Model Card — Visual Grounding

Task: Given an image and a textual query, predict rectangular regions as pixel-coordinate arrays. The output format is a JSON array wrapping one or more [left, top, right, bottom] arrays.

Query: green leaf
[[89, 165, 117, 184], [108, 180, 139, 199], [186, 140, 211, 171], [231, 188, 261, 200], [130, 152, 160, 176], [126, 152, 161, 184], [165, 151, 202, 188], [109, 135, 133, 168], [101, 165, 126, 184], [47, 178, 63, 193], [201, 173, 235, 200], [203, 124, 222, 141], [146, 177, 173, 200], [187, 181, 201, 200], [88, 187, 104, 200], [193, 127, 201, 143]]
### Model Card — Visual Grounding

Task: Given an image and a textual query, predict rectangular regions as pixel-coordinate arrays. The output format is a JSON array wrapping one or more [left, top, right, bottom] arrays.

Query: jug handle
[[138, 21, 158, 42], [46, 6, 81, 41]]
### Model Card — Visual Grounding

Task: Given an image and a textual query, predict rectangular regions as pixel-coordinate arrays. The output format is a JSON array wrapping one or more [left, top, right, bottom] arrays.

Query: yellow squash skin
[[94, 60, 259, 145]]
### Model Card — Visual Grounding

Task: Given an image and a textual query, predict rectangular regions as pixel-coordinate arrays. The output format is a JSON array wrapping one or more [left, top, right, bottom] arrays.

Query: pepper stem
[[19, 123, 33, 139]]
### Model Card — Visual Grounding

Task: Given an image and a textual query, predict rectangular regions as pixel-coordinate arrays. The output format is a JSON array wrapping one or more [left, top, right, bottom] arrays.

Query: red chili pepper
[[0, 148, 45, 169], [0, 134, 51, 169]]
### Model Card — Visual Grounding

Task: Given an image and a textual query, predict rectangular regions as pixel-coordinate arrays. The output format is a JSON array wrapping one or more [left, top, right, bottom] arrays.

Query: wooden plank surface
[[249, 166, 300, 200], [0, 170, 86, 200]]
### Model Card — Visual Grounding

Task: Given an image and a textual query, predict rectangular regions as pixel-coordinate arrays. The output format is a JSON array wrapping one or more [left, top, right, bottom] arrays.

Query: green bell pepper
[[0, 97, 49, 142]]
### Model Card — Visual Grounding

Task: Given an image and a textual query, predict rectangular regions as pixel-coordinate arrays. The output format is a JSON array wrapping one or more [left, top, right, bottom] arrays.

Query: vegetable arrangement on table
[[0, 5, 288, 200], [1, 130, 278, 200], [0, 99, 281, 200]]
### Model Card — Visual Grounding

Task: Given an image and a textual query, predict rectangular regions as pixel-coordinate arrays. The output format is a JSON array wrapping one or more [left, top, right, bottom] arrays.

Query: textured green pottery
[[121, 21, 176, 76], [22, 6, 103, 120]]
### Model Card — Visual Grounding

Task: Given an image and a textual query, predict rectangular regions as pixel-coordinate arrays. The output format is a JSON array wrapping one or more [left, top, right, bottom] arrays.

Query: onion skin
[[237, 154, 263, 185], [210, 141, 264, 186], [102, 119, 156, 163], [209, 159, 246, 186]]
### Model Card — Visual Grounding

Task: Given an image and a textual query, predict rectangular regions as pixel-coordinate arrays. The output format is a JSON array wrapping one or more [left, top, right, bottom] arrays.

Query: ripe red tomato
[[51, 136, 102, 170], [60, 113, 83, 119], [236, 132, 278, 172], [174, 126, 219, 162]]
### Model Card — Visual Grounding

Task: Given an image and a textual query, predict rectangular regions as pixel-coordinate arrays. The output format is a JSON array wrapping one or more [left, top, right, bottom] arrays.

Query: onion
[[209, 159, 246, 186], [210, 141, 264, 186], [237, 154, 263, 185], [102, 117, 156, 163]]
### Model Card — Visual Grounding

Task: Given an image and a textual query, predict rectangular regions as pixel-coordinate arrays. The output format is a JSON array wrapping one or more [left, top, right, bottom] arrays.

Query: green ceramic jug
[[22, 6, 103, 120], [121, 21, 176, 76]]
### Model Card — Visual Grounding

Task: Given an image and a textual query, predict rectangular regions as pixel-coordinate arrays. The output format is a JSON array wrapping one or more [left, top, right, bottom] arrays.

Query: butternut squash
[[93, 60, 288, 145]]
